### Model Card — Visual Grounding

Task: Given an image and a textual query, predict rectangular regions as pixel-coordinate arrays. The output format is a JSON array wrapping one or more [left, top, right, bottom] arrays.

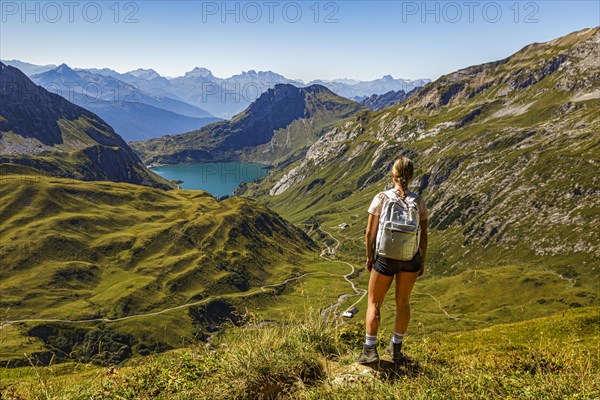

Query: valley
[[0, 24, 599, 399], [0, 173, 323, 365], [243, 27, 600, 285]]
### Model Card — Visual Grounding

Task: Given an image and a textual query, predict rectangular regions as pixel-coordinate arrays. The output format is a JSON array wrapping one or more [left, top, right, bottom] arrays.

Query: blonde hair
[[392, 156, 414, 192]]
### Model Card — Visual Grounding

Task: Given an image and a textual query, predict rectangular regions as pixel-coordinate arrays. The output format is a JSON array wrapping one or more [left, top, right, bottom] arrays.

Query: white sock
[[365, 334, 377, 346], [392, 332, 404, 344]]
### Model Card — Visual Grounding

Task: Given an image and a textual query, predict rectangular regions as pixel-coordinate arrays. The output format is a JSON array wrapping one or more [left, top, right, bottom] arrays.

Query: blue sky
[[1, 1, 598, 81]]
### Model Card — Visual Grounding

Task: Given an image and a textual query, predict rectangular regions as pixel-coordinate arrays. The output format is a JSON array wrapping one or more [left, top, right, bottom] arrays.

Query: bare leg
[[394, 270, 419, 334], [366, 269, 394, 335]]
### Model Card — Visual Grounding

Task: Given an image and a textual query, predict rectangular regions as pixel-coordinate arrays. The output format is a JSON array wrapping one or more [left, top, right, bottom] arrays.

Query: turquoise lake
[[150, 163, 269, 198]]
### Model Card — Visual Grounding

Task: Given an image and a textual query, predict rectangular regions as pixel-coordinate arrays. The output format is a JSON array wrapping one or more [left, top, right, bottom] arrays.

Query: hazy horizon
[[1, 57, 433, 83]]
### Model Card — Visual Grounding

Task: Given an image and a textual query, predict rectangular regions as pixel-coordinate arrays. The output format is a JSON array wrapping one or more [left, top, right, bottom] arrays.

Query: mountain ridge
[[131, 83, 366, 165], [0, 173, 318, 365], [243, 27, 600, 285], [30, 64, 219, 141], [4, 59, 431, 118], [0, 62, 175, 189], [360, 87, 422, 111]]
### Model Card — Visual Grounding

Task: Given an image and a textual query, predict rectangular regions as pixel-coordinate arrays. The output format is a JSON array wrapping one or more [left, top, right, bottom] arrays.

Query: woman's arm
[[418, 218, 428, 276], [365, 213, 379, 271]]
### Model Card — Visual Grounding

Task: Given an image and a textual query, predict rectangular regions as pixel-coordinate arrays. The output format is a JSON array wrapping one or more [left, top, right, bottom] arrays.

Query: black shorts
[[373, 250, 422, 276]]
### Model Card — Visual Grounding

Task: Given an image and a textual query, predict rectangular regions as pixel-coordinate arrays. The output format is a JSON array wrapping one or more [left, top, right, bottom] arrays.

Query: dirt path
[[1, 230, 366, 327], [411, 290, 458, 320], [0, 271, 342, 327], [319, 229, 367, 320]]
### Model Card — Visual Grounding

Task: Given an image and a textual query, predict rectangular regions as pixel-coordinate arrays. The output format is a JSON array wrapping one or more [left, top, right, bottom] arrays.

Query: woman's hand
[[418, 219, 428, 278], [366, 257, 374, 271], [365, 213, 379, 273]]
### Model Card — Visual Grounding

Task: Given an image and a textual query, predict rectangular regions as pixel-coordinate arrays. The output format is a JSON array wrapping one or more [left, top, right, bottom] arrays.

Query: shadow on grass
[[363, 355, 424, 380]]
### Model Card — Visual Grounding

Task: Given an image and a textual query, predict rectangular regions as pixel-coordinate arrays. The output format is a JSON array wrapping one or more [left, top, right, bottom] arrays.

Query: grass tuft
[[1, 306, 597, 399]]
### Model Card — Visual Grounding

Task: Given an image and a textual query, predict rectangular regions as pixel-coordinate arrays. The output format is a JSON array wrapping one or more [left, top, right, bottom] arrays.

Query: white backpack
[[375, 189, 421, 261]]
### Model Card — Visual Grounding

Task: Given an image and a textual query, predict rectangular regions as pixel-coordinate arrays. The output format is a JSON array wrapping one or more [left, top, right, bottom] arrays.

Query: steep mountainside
[[30, 65, 218, 141], [360, 87, 421, 111], [69, 100, 221, 141], [132, 84, 366, 165], [0, 63, 174, 189], [32, 64, 213, 119], [244, 27, 600, 287], [0, 174, 316, 365]]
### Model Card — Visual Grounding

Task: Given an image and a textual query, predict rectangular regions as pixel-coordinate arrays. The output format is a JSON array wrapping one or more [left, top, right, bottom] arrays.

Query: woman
[[356, 155, 428, 364]]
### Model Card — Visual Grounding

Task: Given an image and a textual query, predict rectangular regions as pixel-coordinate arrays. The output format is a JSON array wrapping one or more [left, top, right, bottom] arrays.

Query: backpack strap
[[405, 192, 420, 215], [384, 189, 413, 208], [387, 190, 420, 216], [404, 192, 418, 203]]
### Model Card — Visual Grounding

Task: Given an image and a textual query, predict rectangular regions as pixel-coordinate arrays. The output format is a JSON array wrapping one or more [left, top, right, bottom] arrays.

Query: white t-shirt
[[368, 190, 429, 220]]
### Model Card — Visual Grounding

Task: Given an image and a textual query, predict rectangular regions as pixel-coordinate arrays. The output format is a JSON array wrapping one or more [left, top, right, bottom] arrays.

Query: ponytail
[[391, 156, 414, 196]]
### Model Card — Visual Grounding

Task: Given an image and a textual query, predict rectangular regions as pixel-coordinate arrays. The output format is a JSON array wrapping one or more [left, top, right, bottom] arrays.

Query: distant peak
[[50, 64, 82, 80], [304, 83, 330, 93], [185, 67, 213, 78], [239, 70, 279, 77], [55, 63, 75, 73], [128, 68, 161, 79], [259, 83, 300, 99], [381, 74, 394, 81]]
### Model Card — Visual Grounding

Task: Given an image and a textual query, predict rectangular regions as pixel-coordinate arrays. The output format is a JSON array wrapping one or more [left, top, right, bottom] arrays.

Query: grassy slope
[[2, 306, 597, 399], [0, 174, 321, 364], [242, 28, 600, 316]]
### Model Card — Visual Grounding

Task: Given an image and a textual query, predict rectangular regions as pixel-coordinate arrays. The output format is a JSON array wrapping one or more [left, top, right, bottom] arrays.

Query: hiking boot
[[388, 340, 404, 362], [356, 344, 379, 364]]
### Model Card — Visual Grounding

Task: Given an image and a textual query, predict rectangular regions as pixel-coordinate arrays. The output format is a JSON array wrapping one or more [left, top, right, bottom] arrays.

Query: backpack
[[375, 189, 421, 261]]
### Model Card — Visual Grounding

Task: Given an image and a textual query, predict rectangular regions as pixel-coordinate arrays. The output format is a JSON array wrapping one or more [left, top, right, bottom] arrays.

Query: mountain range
[[360, 87, 422, 111], [312, 75, 430, 100], [3, 59, 430, 119], [0, 62, 174, 189], [28, 64, 220, 141], [131, 84, 366, 165], [0, 59, 57, 76]]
